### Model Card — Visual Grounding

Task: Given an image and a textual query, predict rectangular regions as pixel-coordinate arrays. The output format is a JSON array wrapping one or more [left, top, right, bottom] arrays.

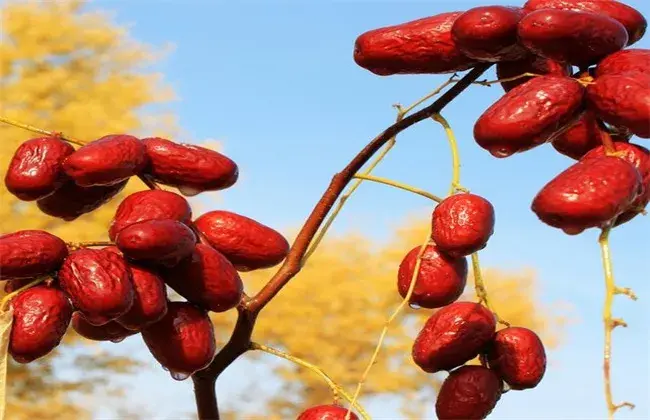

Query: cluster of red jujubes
[[354, 0, 650, 237], [0, 135, 290, 380], [350, 0, 649, 419]]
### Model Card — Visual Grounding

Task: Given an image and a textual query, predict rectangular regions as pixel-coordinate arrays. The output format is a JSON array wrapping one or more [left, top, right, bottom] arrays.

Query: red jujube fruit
[[63, 134, 147, 187], [518, 9, 628, 67], [163, 244, 243, 313], [296, 404, 360, 420], [4, 136, 75, 201], [141, 137, 238, 196], [474, 76, 584, 157], [397, 244, 467, 309], [586, 71, 650, 139], [485, 326, 547, 390], [193, 210, 290, 271], [9, 285, 73, 363], [109, 189, 192, 241], [141, 301, 216, 379], [451, 6, 528, 62], [551, 112, 631, 160], [71, 312, 138, 342], [435, 365, 503, 420], [496, 55, 570, 92], [58, 248, 134, 325], [36, 179, 128, 221], [115, 219, 196, 267], [595, 48, 650, 77], [412, 301, 496, 373], [352, 12, 478, 76], [431, 193, 495, 257], [531, 154, 642, 234], [523, 0, 647, 46], [0, 230, 68, 280]]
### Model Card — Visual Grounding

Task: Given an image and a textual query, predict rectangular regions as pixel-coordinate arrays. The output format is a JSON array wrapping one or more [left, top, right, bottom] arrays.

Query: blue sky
[[75, 1, 650, 418]]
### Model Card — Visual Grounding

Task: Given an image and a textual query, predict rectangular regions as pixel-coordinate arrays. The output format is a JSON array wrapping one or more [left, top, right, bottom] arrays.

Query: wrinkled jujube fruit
[[412, 301, 496, 373], [163, 244, 243, 313], [36, 179, 128, 221], [523, 0, 647, 45], [486, 326, 547, 390], [583, 142, 650, 226], [115, 219, 197, 267], [518, 9, 628, 67], [296, 404, 360, 420], [141, 137, 238, 196], [4, 136, 75, 201], [431, 193, 495, 257], [435, 365, 503, 420], [141, 301, 216, 378], [109, 189, 192, 241], [58, 248, 134, 325], [531, 154, 642, 234], [397, 244, 467, 309], [0, 230, 68, 280], [193, 210, 290, 271], [451, 6, 528, 62], [474, 76, 584, 158], [62, 134, 147, 187], [71, 312, 138, 342], [551, 112, 631, 160], [9, 285, 73, 363], [586, 71, 650, 139], [595, 48, 650, 77], [496, 55, 571, 92], [352, 12, 478, 76]]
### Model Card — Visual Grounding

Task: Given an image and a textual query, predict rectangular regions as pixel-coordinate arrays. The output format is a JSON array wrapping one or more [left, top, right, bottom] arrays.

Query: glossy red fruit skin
[[523, 0, 647, 45], [474, 76, 584, 158], [62, 134, 147, 187], [551, 112, 631, 160], [353, 12, 478, 76], [296, 404, 360, 420], [71, 312, 138, 342], [163, 244, 243, 313], [486, 327, 546, 390], [451, 6, 528, 62], [36, 179, 128, 221], [141, 301, 216, 376], [108, 190, 192, 241], [518, 9, 628, 67], [596, 49, 650, 77], [116, 219, 196, 267], [9, 285, 73, 363], [58, 248, 134, 325], [586, 72, 650, 139], [412, 301, 496, 373], [496, 55, 571, 92], [0, 230, 68, 280], [435, 365, 503, 420], [4, 137, 75, 201], [397, 244, 467, 309], [531, 155, 642, 234], [193, 210, 289, 271], [141, 137, 238, 195], [431, 193, 495, 257], [583, 143, 650, 226]]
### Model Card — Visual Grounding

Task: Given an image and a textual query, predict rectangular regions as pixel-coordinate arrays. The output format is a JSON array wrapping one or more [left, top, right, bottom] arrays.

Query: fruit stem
[[66, 241, 114, 250], [0, 116, 87, 146], [596, 120, 616, 154], [471, 253, 510, 327], [473, 72, 542, 87], [598, 226, 636, 419], [0, 277, 48, 311], [302, 74, 459, 264], [352, 174, 443, 203], [431, 113, 464, 196], [249, 342, 370, 420], [345, 225, 433, 419], [138, 174, 161, 190]]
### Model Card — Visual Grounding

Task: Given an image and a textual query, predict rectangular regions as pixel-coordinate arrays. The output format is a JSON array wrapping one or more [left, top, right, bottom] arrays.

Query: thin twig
[[352, 174, 442, 202], [0, 116, 86, 146]]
